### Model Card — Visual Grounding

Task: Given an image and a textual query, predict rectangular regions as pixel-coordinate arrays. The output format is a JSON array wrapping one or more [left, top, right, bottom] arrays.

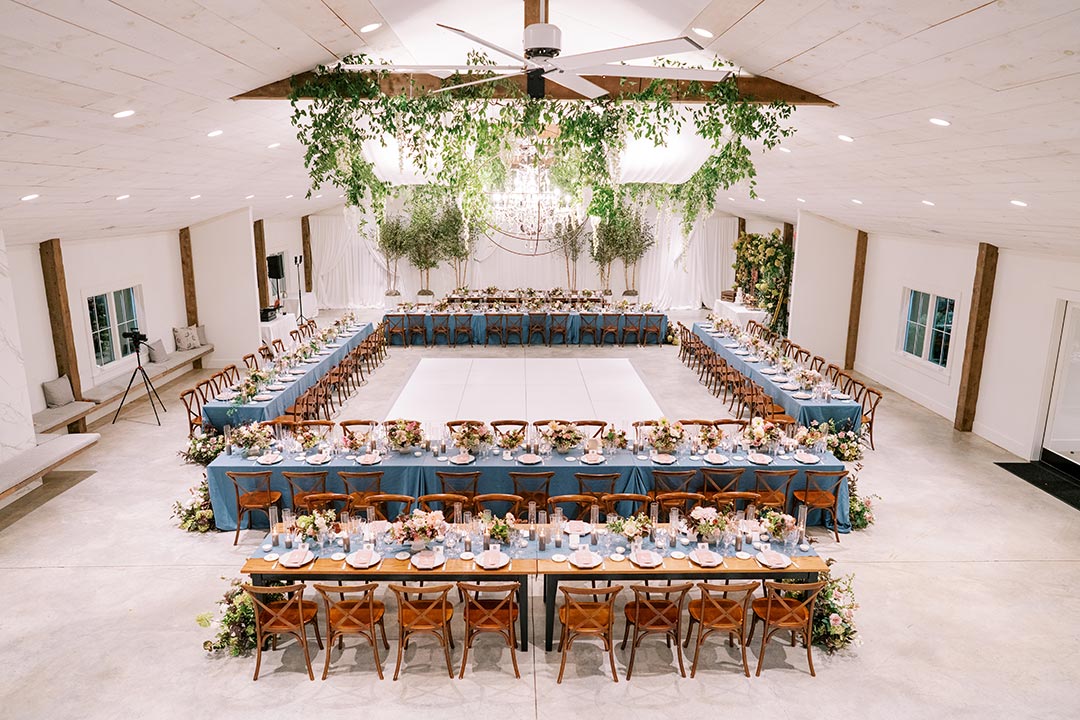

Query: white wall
[[0, 229, 35, 459], [744, 217, 784, 236], [854, 234, 976, 422], [262, 218, 303, 301], [189, 208, 260, 368], [789, 211, 858, 365], [9, 232, 187, 413], [974, 251, 1080, 459]]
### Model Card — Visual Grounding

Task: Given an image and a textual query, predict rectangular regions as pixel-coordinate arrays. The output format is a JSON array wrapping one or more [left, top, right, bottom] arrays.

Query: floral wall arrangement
[[732, 229, 793, 334]]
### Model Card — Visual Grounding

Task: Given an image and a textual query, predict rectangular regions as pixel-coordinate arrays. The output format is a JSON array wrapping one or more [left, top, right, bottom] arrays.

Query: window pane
[[113, 288, 136, 326], [908, 290, 929, 325], [93, 328, 115, 365], [903, 290, 930, 358], [929, 328, 951, 367]]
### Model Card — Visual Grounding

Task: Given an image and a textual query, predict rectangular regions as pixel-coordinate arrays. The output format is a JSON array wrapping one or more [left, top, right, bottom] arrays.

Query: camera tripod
[[111, 341, 166, 426]]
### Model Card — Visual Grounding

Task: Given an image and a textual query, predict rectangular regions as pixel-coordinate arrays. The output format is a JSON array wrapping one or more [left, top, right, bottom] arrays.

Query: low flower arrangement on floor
[[607, 513, 652, 541], [801, 420, 878, 530], [197, 578, 282, 656], [385, 418, 423, 451], [179, 428, 225, 466], [172, 477, 215, 533], [541, 421, 584, 453], [646, 418, 685, 453], [808, 561, 860, 652]]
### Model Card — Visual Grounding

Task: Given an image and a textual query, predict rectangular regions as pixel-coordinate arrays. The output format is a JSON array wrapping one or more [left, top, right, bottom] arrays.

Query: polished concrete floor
[[1, 311, 1078, 719]]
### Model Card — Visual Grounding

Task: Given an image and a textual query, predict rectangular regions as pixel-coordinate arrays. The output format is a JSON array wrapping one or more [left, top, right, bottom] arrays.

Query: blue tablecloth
[[693, 323, 862, 430], [207, 447, 849, 533], [384, 312, 667, 346], [201, 323, 374, 430]]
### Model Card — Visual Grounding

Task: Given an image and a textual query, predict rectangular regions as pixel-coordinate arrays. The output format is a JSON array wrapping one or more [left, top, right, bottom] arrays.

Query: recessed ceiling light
[[267, 142, 281, 149], [691, 27, 714, 39], [207, 130, 223, 137], [360, 22, 382, 33], [189, 194, 201, 200], [757, 197, 766, 202], [245, 194, 255, 200], [778, 147, 791, 153], [285, 194, 294, 199], [929, 118, 951, 127], [851, 199, 863, 204], [116, 194, 130, 200], [112, 110, 135, 118], [796, 198, 806, 203], [315, 194, 323, 199], [20, 193, 39, 201], [727, 197, 735, 202], [922, 200, 935, 206], [1010, 199, 1027, 207], [837, 134, 854, 142]]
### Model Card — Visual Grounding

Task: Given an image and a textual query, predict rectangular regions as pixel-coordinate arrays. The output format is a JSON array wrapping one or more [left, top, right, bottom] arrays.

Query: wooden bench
[[32, 401, 97, 435], [0, 433, 100, 509], [82, 345, 215, 407]]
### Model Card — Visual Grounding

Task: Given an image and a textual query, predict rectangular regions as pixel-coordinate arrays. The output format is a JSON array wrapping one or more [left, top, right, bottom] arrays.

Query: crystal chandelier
[[489, 139, 576, 241]]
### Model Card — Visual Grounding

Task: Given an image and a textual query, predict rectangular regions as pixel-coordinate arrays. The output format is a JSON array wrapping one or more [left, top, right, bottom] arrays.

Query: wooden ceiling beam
[[232, 70, 834, 105]]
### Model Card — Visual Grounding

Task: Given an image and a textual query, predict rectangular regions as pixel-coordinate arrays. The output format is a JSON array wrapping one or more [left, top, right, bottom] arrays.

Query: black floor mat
[[996, 462, 1080, 511]]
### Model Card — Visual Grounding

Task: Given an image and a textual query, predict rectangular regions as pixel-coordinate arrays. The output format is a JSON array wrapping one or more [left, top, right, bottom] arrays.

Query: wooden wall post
[[954, 242, 999, 432], [38, 238, 86, 432], [253, 219, 269, 308], [737, 217, 746, 236], [178, 227, 202, 370], [782, 222, 794, 245], [301, 215, 313, 293], [845, 230, 868, 370]]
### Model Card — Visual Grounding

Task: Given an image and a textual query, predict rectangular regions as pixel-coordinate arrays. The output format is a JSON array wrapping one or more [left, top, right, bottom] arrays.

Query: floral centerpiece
[[197, 578, 283, 656], [340, 311, 356, 326], [390, 509, 445, 548], [235, 367, 270, 403], [607, 513, 652, 542], [484, 285, 499, 295], [486, 513, 517, 543], [385, 418, 423, 452], [826, 425, 866, 462], [849, 487, 878, 530], [294, 509, 336, 541], [794, 367, 822, 390], [742, 416, 781, 449], [760, 509, 797, 540], [172, 478, 215, 533], [342, 429, 370, 452], [794, 421, 830, 448], [496, 428, 525, 451], [699, 424, 724, 449], [688, 506, 728, 539], [231, 422, 274, 453], [541, 421, 584, 453], [294, 428, 321, 451], [763, 345, 780, 365], [779, 355, 795, 373], [646, 418, 685, 453], [179, 428, 225, 466], [452, 422, 493, 453], [602, 426, 629, 450], [808, 564, 860, 652]]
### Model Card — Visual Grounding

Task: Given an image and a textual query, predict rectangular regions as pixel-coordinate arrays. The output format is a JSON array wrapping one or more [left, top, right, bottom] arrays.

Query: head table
[[384, 311, 667, 346], [693, 322, 863, 429], [200, 322, 374, 431], [206, 445, 849, 533]]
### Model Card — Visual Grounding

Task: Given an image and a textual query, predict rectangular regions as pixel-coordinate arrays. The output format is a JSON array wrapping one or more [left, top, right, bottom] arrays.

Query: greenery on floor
[[172, 477, 216, 533], [198, 578, 282, 656], [811, 563, 860, 652]]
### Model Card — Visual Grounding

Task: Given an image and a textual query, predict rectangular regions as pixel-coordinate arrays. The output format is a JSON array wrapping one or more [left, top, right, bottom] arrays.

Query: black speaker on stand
[[267, 254, 285, 306]]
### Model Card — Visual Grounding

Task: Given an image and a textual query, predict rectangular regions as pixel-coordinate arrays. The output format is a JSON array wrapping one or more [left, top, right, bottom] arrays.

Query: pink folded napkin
[[761, 549, 785, 566], [480, 549, 500, 567], [693, 549, 718, 566], [284, 548, 308, 565], [633, 550, 659, 566], [566, 520, 588, 534], [571, 549, 594, 566], [414, 550, 435, 568], [352, 549, 374, 565]]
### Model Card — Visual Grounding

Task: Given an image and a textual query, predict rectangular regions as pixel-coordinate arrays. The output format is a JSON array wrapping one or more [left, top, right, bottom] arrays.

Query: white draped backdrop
[[308, 209, 738, 311]]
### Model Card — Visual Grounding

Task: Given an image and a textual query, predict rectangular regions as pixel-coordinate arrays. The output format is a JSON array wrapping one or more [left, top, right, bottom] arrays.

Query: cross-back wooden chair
[[862, 387, 883, 449], [340, 419, 378, 444], [599, 313, 621, 345], [406, 313, 428, 347], [575, 472, 619, 501], [272, 338, 287, 356], [242, 583, 322, 681], [436, 470, 480, 500], [446, 419, 484, 436], [222, 364, 241, 385], [473, 493, 523, 518], [503, 312, 525, 345], [484, 313, 505, 346], [794, 469, 848, 542], [491, 420, 528, 442], [641, 313, 665, 345], [242, 353, 259, 370], [752, 469, 797, 512], [655, 491, 707, 514], [388, 583, 455, 680], [180, 389, 202, 437], [430, 313, 452, 345], [572, 420, 607, 439], [631, 419, 657, 445], [527, 313, 548, 344], [194, 379, 216, 405], [225, 471, 282, 545], [258, 345, 274, 364], [290, 329, 303, 346], [452, 313, 473, 346], [549, 312, 570, 345], [701, 467, 746, 501], [621, 313, 643, 345], [363, 494, 413, 521], [418, 493, 470, 515], [300, 492, 353, 514], [621, 582, 692, 679], [748, 580, 827, 677], [578, 312, 600, 345], [600, 493, 651, 516], [457, 581, 521, 678], [557, 584, 623, 683], [339, 471, 383, 509], [652, 469, 698, 495], [313, 582, 389, 680], [684, 581, 757, 678], [510, 472, 553, 516], [283, 471, 328, 513], [384, 313, 408, 347], [808, 355, 827, 373], [823, 363, 843, 385], [548, 494, 596, 520]]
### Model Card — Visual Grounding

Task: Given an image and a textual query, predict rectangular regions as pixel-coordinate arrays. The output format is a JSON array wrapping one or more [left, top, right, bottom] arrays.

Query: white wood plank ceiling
[[0, 0, 1077, 253]]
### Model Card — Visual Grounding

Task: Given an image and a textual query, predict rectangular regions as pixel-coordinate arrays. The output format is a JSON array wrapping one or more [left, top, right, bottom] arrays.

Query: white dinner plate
[[551, 554, 568, 563], [518, 453, 542, 465], [703, 453, 728, 465], [449, 454, 475, 465], [346, 551, 381, 569], [792, 391, 813, 400], [279, 549, 315, 568], [255, 454, 282, 465], [757, 551, 792, 569], [253, 394, 273, 402], [832, 393, 851, 400], [564, 520, 592, 536], [580, 454, 605, 465], [629, 551, 663, 568], [795, 452, 820, 465], [569, 551, 603, 569], [476, 551, 510, 570], [652, 453, 676, 465], [410, 551, 446, 570], [748, 452, 773, 465], [305, 454, 331, 465]]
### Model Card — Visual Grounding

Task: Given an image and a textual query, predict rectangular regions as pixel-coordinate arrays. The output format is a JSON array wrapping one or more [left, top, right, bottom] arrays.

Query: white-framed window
[[902, 289, 955, 368], [86, 286, 141, 368]]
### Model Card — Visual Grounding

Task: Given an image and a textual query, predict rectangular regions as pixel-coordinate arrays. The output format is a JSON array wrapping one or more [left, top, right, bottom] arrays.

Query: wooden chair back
[[652, 469, 698, 494], [548, 494, 596, 520], [418, 493, 470, 514], [312, 582, 387, 680], [575, 472, 619, 500], [491, 420, 528, 441], [242, 582, 318, 681], [572, 420, 607, 438], [180, 389, 202, 436], [283, 471, 328, 511], [272, 338, 286, 355], [510, 471, 553, 512], [701, 468, 744, 495], [600, 493, 651, 516], [473, 493, 523, 517], [388, 583, 455, 680], [243, 353, 259, 370], [222, 364, 241, 385], [655, 491, 707, 513], [340, 419, 378, 441], [300, 492, 352, 513], [258, 345, 274, 362], [753, 469, 797, 510], [436, 471, 480, 498], [363, 494, 413, 520]]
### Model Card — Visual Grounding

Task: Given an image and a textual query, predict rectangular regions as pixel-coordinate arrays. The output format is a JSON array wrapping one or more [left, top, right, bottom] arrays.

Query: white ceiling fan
[[338, 9, 732, 99]]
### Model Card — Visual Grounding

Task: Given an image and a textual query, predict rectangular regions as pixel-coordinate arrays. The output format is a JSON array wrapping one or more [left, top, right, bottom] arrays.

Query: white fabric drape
[[307, 208, 738, 310]]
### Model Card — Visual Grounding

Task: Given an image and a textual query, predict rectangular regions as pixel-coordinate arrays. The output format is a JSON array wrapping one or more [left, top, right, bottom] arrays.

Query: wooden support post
[[178, 227, 202, 370], [524, 0, 549, 26], [301, 215, 313, 293], [253, 219, 269, 308], [783, 222, 794, 245], [954, 242, 999, 432], [38, 238, 85, 432], [737, 217, 746, 236], [845, 230, 868, 370]]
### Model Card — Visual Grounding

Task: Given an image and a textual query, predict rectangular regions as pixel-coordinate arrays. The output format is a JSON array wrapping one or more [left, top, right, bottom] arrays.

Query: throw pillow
[[147, 339, 168, 364], [42, 375, 75, 408], [173, 326, 200, 351], [196, 325, 208, 346]]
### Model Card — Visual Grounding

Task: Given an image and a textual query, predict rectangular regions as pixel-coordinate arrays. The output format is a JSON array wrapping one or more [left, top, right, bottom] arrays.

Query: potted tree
[[618, 205, 655, 298], [592, 213, 622, 297], [435, 202, 474, 289], [377, 214, 408, 300], [405, 188, 443, 300], [553, 217, 591, 292]]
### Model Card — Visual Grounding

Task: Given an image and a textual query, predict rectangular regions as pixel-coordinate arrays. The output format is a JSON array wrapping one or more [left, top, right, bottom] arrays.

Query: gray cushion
[[173, 326, 200, 351], [196, 325, 208, 346], [42, 375, 75, 408], [147, 339, 168, 363]]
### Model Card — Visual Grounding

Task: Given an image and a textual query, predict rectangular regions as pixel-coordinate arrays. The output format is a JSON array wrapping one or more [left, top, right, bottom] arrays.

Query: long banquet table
[[712, 299, 769, 329], [693, 322, 863, 430], [383, 311, 667, 346], [201, 322, 374, 431], [207, 445, 850, 532]]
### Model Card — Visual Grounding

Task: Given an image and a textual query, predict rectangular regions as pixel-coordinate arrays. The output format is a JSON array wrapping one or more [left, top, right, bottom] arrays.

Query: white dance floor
[[385, 358, 663, 425]]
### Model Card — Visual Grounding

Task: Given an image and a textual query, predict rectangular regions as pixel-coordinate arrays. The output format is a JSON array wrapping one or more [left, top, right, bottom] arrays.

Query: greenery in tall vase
[[553, 217, 592, 291], [732, 229, 793, 335], [592, 211, 624, 294], [403, 186, 446, 295], [618, 205, 655, 294], [377, 214, 409, 296]]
